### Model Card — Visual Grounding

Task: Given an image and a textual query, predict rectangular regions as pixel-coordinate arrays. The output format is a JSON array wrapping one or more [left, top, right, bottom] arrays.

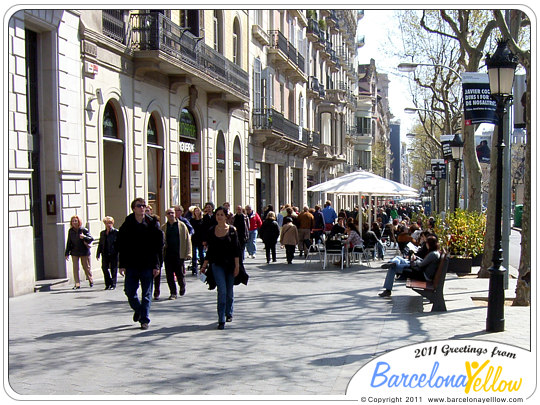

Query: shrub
[[434, 209, 486, 258]]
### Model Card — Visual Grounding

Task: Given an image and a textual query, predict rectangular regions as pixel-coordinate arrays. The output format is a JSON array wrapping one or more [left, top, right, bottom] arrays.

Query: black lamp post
[[450, 134, 464, 211], [485, 39, 518, 332]]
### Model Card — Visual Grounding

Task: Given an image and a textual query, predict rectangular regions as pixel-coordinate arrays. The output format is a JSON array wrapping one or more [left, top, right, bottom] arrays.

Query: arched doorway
[[179, 108, 200, 207], [233, 136, 242, 206], [147, 112, 164, 215], [102, 101, 127, 224], [216, 131, 226, 206]]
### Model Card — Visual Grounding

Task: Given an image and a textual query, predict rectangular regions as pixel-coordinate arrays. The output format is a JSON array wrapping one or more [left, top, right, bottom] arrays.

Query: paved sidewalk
[[6, 241, 531, 397]]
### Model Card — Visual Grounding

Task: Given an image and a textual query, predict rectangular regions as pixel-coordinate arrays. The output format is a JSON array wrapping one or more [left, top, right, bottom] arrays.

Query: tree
[[492, 10, 531, 306], [396, 11, 469, 212], [420, 10, 498, 213]]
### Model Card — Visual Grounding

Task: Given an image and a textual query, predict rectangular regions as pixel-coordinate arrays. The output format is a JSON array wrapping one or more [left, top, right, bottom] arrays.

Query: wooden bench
[[406, 253, 449, 312]]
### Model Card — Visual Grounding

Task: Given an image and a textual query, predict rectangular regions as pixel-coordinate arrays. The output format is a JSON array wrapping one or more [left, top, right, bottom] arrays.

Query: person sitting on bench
[[378, 236, 440, 297]]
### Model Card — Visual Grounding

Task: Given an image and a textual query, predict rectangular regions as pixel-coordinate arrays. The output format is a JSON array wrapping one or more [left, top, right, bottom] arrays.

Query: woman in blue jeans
[[200, 206, 241, 330], [378, 235, 440, 297]]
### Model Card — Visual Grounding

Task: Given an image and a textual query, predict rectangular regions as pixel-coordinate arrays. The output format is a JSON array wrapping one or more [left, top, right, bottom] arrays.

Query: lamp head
[[485, 39, 518, 97]]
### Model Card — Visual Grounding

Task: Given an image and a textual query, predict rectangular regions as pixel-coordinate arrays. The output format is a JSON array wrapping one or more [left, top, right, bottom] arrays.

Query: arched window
[[213, 10, 224, 54], [179, 108, 197, 140], [147, 113, 164, 212], [233, 17, 241, 66], [103, 101, 118, 139]]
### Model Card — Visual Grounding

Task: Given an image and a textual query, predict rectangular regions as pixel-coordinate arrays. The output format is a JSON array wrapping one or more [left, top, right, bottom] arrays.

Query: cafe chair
[[324, 239, 345, 270], [351, 244, 372, 267], [304, 240, 324, 268]]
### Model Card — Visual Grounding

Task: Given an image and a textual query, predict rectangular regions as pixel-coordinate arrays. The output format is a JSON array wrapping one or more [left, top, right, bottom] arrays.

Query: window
[[253, 58, 262, 111], [213, 11, 223, 53], [233, 18, 241, 66], [179, 108, 197, 139], [103, 102, 118, 139]]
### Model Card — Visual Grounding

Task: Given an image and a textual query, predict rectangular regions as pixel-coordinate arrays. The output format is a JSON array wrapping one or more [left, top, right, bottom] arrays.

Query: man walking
[[117, 198, 164, 330], [322, 200, 337, 232], [245, 205, 262, 259], [233, 205, 250, 261], [297, 206, 314, 257], [162, 208, 192, 299]]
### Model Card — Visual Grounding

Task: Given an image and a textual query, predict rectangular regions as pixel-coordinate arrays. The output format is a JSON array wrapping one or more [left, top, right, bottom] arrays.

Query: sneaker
[[252, 255, 256, 259], [381, 262, 396, 269], [378, 290, 392, 298], [226, 316, 233, 322], [140, 323, 149, 330], [168, 294, 177, 300], [217, 323, 225, 330]]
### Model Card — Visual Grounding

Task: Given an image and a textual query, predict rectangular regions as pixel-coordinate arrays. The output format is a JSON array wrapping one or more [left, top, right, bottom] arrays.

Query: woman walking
[[96, 216, 119, 290], [200, 206, 241, 330], [259, 211, 281, 263], [189, 206, 205, 275], [280, 217, 299, 264], [65, 215, 94, 289]]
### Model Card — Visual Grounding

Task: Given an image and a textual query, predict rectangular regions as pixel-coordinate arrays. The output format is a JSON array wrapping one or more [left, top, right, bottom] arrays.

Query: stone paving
[[6, 241, 531, 398]]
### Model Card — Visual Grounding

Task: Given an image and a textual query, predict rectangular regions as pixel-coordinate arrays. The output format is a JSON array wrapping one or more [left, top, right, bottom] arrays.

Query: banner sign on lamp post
[[462, 72, 498, 126]]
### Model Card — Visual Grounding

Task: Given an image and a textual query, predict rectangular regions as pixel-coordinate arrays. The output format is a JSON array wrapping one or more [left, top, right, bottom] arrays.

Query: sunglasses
[[135, 204, 146, 208]]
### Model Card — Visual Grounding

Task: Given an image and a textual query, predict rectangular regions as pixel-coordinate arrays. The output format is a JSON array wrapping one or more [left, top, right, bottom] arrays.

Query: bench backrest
[[431, 252, 449, 291]]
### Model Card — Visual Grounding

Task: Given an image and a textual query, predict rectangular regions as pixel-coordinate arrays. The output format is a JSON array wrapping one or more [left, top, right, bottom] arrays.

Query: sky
[[356, 9, 419, 137]]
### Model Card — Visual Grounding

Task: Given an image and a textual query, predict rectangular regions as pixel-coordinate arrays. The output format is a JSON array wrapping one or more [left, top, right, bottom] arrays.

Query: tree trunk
[[478, 123, 501, 278], [513, 68, 531, 306]]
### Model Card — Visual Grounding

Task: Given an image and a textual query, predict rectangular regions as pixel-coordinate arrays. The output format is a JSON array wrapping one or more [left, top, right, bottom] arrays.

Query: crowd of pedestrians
[[65, 198, 428, 330]]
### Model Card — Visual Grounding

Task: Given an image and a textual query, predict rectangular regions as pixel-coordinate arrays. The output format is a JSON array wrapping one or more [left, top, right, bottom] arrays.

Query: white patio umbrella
[[307, 170, 419, 197], [307, 170, 419, 225]]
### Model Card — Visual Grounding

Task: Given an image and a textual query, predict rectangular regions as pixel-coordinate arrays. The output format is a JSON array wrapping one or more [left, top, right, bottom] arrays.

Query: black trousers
[[285, 245, 296, 263], [101, 255, 118, 288], [264, 242, 277, 262], [163, 255, 186, 296]]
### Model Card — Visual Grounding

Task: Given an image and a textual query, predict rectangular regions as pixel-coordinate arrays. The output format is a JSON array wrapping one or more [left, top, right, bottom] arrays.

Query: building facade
[[7, 8, 364, 296]]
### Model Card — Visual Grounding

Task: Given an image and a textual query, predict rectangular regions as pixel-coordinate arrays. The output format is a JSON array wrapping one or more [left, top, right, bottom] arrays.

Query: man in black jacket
[[117, 198, 164, 330]]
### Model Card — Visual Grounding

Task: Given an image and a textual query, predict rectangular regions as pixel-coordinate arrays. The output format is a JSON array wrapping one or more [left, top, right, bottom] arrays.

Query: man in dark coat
[[116, 198, 164, 330]]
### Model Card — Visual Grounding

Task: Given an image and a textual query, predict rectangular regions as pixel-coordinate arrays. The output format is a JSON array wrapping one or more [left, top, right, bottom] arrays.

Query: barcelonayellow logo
[[347, 340, 533, 399]]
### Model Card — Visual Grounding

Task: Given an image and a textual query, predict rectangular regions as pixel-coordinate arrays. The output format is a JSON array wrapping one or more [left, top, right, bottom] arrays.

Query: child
[[280, 217, 299, 264]]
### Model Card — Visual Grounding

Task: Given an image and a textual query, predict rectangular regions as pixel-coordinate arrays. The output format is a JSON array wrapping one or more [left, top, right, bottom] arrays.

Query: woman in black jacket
[[189, 206, 205, 275], [96, 216, 119, 290], [65, 215, 94, 289], [258, 211, 281, 263], [200, 206, 241, 330]]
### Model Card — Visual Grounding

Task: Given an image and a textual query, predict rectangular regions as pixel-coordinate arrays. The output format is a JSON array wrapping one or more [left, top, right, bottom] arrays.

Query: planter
[[448, 256, 473, 275], [471, 254, 483, 267]]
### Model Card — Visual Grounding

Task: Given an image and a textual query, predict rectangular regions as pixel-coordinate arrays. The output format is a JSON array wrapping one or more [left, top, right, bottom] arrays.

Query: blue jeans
[[192, 243, 204, 270], [376, 240, 385, 259], [212, 263, 235, 324], [246, 229, 258, 256], [124, 267, 154, 324], [383, 257, 410, 291]]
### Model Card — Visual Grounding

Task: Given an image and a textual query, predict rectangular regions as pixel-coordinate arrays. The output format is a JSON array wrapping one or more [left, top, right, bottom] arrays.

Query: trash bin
[[514, 204, 523, 228]]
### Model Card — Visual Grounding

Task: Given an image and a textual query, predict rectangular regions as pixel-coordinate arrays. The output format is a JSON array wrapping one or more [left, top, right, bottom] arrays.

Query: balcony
[[129, 12, 249, 104], [252, 24, 270, 46], [306, 18, 320, 42], [102, 10, 125, 44], [267, 30, 307, 83], [252, 108, 315, 157], [325, 81, 348, 105], [307, 76, 326, 102]]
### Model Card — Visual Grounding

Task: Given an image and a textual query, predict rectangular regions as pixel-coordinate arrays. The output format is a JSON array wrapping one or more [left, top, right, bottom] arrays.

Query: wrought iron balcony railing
[[268, 30, 305, 73], [102, 10, 126, 44], [129, 12, 249, 97], [253, 108, 309, 144]]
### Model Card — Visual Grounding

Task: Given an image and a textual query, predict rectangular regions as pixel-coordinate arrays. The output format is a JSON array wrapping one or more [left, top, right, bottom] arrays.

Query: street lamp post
[[485, 39, 518, 333], [450, 134, 464, 211]]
